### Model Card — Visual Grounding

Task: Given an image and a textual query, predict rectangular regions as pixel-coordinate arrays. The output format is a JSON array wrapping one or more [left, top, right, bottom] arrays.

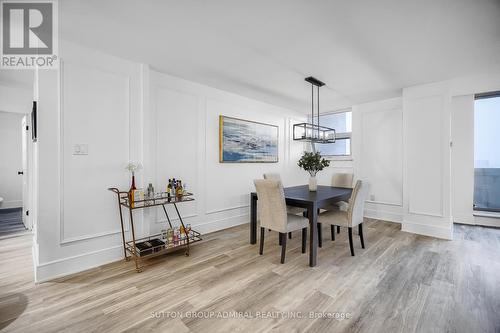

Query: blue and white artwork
[[219, 116, 278, 163]]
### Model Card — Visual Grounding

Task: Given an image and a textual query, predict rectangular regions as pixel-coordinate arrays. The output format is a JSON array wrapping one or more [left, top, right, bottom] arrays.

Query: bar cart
[[108, 188, 202, 272]]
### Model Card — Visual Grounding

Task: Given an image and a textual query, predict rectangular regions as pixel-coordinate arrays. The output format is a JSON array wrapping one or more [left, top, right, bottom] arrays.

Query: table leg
[[308, 203, 318, 267], [250, 194, 257, 244]]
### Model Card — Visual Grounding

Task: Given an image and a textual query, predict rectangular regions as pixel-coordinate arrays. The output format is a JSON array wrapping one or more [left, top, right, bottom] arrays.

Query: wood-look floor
[[1, 220, 499, 333], [0, 208, 27, 238]]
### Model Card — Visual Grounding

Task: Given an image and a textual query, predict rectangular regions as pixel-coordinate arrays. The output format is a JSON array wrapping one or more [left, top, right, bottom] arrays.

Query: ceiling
[[56, 0, 500, 112]]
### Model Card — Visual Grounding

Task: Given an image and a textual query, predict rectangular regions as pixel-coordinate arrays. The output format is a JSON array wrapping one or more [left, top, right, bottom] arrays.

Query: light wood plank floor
[[1, 220, 499, 332]]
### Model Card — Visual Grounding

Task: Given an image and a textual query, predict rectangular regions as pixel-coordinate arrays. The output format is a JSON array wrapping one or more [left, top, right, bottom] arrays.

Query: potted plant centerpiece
[[297, 151, 330, 191]]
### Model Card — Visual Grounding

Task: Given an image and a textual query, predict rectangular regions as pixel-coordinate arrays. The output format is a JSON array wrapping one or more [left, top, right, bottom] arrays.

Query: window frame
[[312, 108, 353, 160], [473, 91, 500, 213]]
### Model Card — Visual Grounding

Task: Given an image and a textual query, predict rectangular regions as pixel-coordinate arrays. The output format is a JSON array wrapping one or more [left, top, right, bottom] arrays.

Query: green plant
[[297, 151, 330, 177]]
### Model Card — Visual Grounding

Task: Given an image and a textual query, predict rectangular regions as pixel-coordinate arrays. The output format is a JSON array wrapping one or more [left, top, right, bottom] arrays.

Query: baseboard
[[193, 213, 250, 235], [0, 201, 22, 210], [35, 213, 251, 283], [453, 214, 500, 228], [402, 221, 453, 240], [364, 208, 403, 223], [36, 245, 124, 283], [453, 215, 474, 225]]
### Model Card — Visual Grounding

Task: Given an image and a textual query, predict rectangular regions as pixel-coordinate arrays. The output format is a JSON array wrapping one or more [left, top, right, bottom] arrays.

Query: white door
[[21, 115, 30, 230]]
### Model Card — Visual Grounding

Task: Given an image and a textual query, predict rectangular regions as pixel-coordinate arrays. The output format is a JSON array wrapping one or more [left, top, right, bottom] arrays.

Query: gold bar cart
[[108, 188, 202, 272]]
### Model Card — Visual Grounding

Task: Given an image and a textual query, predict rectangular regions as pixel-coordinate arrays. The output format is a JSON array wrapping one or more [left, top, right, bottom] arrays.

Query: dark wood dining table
[[250, 185, 352, 267]]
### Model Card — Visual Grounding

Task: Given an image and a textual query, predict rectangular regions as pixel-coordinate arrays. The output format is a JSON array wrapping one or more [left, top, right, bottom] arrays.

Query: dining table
[[250, 185, 352, 267]]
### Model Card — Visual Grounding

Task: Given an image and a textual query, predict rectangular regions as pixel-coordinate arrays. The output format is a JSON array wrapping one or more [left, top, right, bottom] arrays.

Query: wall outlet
[[370, 194, 375, 201], [73, 144, 89, 155]]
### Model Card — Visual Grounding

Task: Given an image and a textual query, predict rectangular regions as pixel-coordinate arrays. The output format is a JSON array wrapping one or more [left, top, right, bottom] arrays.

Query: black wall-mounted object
[[31, 101, 37, 142]]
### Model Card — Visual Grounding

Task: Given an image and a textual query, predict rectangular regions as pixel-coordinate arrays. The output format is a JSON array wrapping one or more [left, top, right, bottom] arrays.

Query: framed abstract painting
[[219, 115, 279, 163]]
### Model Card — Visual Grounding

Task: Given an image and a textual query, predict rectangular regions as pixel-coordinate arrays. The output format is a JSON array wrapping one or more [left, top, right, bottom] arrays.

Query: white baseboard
[[0, 200, 22, 209], [35, 213, 251, 283], [195, 213, 250, 234], [453, 214, 500, 228], [36, 245, 124, 283], [364, 208, 403, 223], [402, 221, 453, 240], [453, 215, 475, 225]]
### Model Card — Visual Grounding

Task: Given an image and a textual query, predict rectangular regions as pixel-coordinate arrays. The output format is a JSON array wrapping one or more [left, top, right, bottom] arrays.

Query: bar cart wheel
[[125, 257, 131, 262]]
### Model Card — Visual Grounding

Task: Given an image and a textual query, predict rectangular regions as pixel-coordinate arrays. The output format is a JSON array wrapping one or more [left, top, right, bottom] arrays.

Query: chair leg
[[337, 226, 340, 234], [288, 232, 292, 239], [280, 233, 287, 264], [331, 225, 335, 241], [301, 228, 307, 253], [317, 223, 322, 248], [359, 223, 365, 249], [259, 227, 265, 255], [279, 233, 282, 246], [348, 227, 355, 256]]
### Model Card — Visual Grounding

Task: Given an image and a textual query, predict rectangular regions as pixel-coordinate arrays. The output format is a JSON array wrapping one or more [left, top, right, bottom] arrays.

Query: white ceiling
[[57, 0, 500, 112]]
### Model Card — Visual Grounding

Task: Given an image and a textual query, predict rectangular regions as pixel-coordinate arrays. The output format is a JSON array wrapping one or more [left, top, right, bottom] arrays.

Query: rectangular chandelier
[[293, 122, 336, 143], [293, 76, 336, 144]]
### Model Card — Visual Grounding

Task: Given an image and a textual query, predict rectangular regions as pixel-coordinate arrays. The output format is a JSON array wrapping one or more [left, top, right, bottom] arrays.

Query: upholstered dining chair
[[254, 179, 309, 263], [317, 173, 354, 246], [263, 173, 304, 214], [318, 180, 368, 256], [263, 173, 306, 240]]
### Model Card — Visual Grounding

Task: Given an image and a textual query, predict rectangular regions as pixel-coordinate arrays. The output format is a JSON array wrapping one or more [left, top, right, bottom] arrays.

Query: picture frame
[[219, 115, 279, 163]]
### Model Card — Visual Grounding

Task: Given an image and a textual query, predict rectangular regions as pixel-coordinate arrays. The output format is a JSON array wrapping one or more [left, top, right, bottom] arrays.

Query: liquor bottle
[[147, 183, 154, 199], [177, 180, 183, 198], [171, 178, 177, 197], [167, 179, 172, 201]]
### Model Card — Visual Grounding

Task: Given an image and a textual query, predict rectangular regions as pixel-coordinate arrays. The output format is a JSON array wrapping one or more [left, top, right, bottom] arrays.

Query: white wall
[[147, 70, 306, 237], [34, 41, 305, 281], [0, 83, 32, 114], [451, 95, 475, 225], [0, 111, 24, 209], [402, 81, 453, 239], [352, 98, 403, 223]]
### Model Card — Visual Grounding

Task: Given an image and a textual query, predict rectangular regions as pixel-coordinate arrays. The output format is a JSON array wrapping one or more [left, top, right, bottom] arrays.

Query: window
[[474, 92, 500, 212], [312, 110, 352, 157]]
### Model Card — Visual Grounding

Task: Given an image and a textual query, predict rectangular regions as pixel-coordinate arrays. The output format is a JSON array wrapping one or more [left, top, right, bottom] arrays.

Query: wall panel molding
[[59, 60, 131, 244]]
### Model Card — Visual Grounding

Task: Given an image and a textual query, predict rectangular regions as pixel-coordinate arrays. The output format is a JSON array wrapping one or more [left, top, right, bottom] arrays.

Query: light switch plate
[[73, 144, 88, 155]]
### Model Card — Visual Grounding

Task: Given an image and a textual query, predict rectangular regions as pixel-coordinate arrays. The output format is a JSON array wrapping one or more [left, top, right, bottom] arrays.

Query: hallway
[[0, 208, 26, 238]]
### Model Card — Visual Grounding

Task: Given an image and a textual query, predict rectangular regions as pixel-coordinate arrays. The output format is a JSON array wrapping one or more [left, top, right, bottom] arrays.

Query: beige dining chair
[[318, 180, 368, 256], [263, 173, 306, 240], [263, 173, 304, 214], [320, 173, 354, 240], [254, 179, 309, 263]]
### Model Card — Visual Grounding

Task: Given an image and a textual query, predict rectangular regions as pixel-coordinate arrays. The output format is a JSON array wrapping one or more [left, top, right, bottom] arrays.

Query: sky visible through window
[[475, 96, 500, 168], [314, 111, 352, 156]]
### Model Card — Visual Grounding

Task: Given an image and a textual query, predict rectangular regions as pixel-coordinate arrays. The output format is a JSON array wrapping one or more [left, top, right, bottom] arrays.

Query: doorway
[[0, 111, 30, 237]]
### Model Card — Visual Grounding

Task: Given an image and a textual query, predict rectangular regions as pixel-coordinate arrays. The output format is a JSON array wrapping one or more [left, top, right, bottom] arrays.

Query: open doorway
[[0, 111, 29, 236], [0, 70, 35, 239]]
